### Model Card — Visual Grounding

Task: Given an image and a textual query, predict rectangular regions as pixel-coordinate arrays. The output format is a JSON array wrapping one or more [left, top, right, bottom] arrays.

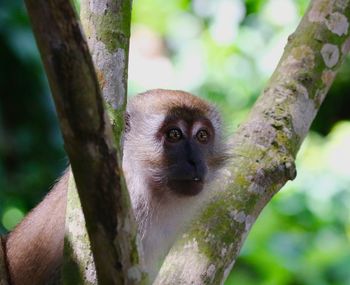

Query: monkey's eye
[[166, 128, 183, 142], [196, 129, 210, 144]]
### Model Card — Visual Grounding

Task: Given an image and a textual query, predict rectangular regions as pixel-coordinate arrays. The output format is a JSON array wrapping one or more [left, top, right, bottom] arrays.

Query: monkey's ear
[[124, 112, 131, 133]]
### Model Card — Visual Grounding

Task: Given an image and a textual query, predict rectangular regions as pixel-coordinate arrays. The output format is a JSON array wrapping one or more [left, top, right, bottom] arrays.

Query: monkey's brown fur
[[6, 172, 68, 285]]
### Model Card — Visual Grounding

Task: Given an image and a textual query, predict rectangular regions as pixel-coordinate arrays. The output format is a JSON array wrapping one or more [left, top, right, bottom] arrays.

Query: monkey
[[123, 89, 227, 279], [4, 89, 227, 284]]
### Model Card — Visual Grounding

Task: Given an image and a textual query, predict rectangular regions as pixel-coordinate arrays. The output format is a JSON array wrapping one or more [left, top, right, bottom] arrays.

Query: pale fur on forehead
[[127, 89, 221, 128]]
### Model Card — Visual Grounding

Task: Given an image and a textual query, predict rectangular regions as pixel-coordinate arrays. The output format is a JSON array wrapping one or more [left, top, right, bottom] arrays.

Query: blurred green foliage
[[0, 0, 67, 233], [0, 0, 349, 284]]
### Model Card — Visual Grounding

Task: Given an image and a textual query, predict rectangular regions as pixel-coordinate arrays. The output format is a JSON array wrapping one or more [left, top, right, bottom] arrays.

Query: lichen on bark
[[155, 1, 350, 284], [64, 173, 97, 285]]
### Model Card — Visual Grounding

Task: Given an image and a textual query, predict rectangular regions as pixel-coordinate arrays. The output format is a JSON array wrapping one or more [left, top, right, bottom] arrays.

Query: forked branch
[[24, 0, 142, 284]]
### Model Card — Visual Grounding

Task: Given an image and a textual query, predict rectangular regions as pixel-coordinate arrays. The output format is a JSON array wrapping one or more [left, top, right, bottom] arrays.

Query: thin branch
[[155, 0, 350, 284], [24, 0, 140, 284], [0, 237, 9, 285]]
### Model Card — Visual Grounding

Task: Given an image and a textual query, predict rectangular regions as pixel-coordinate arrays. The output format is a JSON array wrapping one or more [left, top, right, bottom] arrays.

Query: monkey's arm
[[5, 172, 68, 285]]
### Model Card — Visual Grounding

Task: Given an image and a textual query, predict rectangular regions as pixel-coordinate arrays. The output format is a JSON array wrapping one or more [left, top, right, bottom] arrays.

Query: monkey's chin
[[167, 180, 204, 196]]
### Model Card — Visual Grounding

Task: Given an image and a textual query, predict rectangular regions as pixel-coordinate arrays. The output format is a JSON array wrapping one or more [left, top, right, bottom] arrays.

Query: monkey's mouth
[[167, 178, 204, 196]]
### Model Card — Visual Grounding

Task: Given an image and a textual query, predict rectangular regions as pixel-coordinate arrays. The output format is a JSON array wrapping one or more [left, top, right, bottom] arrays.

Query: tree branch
[[24, 0, 141, 284], [0, 237, 9, 285], [64, 172, 96, 285], [155, 1, 350, 284]]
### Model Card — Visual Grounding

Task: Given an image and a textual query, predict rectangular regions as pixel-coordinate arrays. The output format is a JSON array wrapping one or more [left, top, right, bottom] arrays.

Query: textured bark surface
[[155, 1, 350, 284], [80, 0, 132, 163], [78, 1, 145, 280], [64, 173, 96, 285], [0, 237, 9, 285], [24, 0, 141, 284]]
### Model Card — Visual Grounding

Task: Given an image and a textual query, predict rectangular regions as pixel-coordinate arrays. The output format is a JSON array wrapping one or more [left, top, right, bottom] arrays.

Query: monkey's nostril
[[188, 159, 196, 166]]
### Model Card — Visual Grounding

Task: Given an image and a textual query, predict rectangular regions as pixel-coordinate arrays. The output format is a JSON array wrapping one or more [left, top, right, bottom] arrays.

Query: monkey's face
[[157, 108, 218, 197], [123, 89, 227, 200]]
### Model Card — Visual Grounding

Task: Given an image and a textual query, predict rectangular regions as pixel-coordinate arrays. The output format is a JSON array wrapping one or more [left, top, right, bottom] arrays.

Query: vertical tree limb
[[64, 172, 96, 285], [24, 0, 142, 284], [0, 237, 9, 285], [155, 0, 350, 284], [80, 0, 132, 135]]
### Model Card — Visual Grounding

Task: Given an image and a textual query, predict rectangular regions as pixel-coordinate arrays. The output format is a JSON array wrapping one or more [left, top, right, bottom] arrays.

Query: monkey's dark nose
[[187, 158, 207, 181]]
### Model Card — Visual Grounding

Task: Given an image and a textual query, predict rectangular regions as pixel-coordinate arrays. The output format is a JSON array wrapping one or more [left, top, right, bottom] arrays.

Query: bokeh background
[[1, 0, 350, 284]]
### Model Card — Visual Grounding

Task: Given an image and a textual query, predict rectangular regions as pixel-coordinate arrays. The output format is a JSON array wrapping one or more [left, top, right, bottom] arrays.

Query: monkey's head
[[123, 89, 227, 199]]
